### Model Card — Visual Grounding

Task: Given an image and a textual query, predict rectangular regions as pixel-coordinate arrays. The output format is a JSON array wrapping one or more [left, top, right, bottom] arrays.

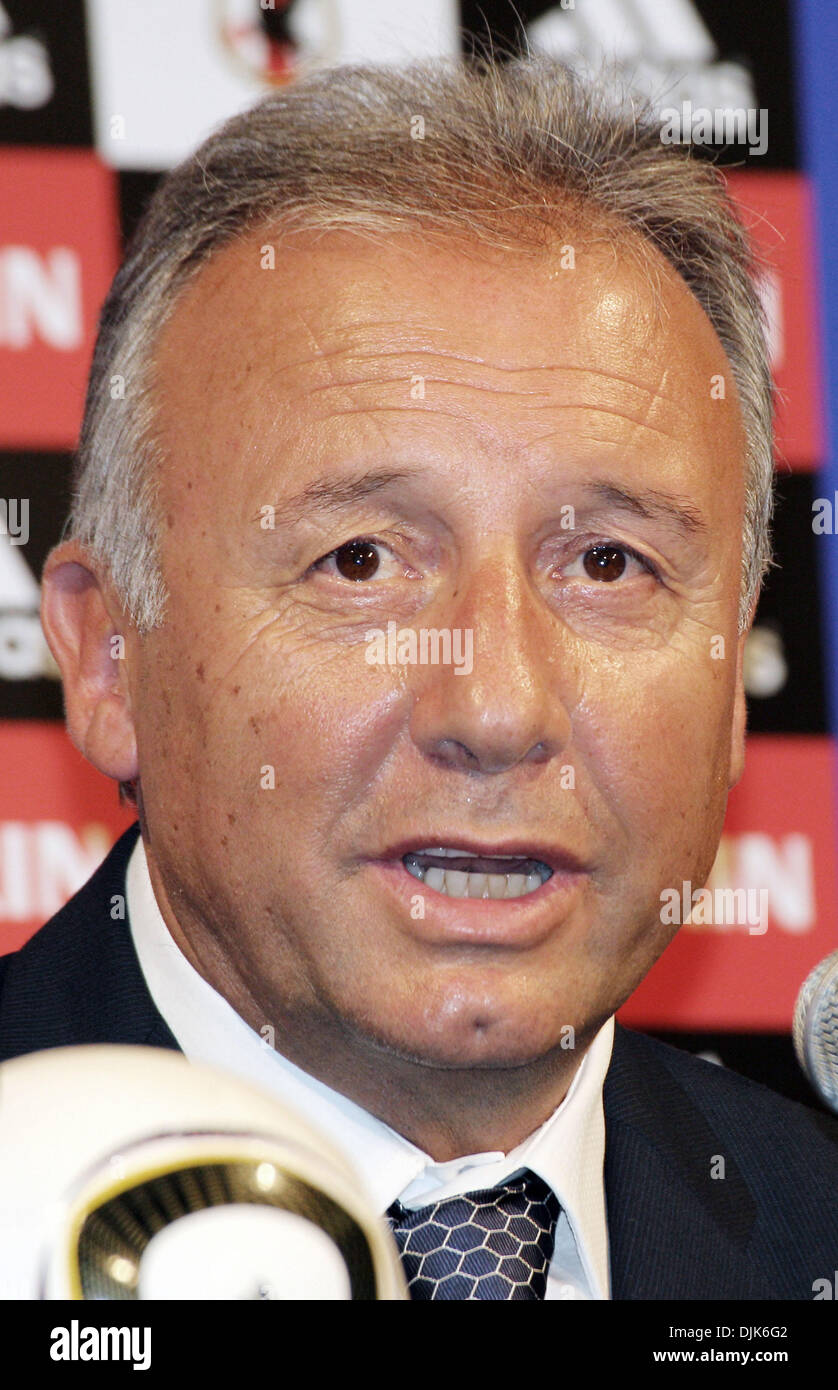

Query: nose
[[407, 547, 574, 775]]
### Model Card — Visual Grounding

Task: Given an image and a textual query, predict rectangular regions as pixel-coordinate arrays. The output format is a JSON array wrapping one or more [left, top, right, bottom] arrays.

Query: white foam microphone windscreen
[[793, 948, 838, 1114], [0, 1045, 407, 1300]]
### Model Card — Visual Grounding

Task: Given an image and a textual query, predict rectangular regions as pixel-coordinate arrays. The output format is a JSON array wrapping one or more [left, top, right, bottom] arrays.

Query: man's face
[[120, 227, 748, 1071]]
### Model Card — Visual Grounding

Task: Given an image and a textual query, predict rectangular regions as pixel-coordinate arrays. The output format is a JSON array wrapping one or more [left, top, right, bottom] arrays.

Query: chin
[[359, 1005, 573, 1072]]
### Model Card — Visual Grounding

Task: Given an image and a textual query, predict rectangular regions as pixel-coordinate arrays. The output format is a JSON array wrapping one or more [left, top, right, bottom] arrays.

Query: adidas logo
[[528, 0, 757, 121], [0, 0, 53, 111]]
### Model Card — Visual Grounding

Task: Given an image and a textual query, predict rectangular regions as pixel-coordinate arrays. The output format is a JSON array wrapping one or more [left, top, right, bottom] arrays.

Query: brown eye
[[333, 539, 381, 581], [583, 546, 627, 582]]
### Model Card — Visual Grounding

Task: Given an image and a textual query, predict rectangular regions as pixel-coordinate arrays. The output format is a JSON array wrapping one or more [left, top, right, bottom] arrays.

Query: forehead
[[151, 224, 744, 497]]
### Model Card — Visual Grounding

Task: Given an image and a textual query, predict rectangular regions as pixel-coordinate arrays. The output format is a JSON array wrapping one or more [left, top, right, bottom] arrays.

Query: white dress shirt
[[126, 835, 614, 1299]]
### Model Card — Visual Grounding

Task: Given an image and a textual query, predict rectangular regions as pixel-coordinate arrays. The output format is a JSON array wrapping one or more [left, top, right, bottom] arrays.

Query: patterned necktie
[[387, 1168, 560, 1300]]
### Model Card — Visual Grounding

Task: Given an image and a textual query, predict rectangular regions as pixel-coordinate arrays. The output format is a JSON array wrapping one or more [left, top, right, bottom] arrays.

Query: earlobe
[[40, 541, 139, 783]]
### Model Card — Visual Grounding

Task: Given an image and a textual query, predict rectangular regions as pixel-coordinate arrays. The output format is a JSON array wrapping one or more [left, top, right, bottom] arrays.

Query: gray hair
[[70, 55, 774, 634]]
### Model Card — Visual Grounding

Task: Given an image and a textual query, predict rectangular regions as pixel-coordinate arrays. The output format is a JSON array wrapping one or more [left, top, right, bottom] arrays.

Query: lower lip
[[365, 858, 587, 947]]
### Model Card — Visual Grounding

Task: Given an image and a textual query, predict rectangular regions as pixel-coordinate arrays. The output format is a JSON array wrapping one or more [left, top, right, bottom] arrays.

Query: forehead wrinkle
[[267, 301, 690, 399], [271, 343, 687, 405], [275, 362, 689, 432], [627, 360, 671, 435], [312, 401, 684, 442], [293, 377, 555, 406], [275, 307, 415, 461]]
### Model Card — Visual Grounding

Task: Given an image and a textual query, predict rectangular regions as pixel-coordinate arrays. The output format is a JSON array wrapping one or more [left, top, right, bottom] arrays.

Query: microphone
[[793, 948, 838, 1114], [0, 1045, 407, 1300]]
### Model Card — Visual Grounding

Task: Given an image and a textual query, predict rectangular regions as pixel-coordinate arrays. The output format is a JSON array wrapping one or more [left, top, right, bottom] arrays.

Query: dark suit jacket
[[1, 821, 837, 1300]]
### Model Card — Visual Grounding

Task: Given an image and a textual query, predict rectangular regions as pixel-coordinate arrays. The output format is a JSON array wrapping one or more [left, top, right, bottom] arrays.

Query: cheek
[[578, 651, 736, 855], [158, 631, 412, 815]]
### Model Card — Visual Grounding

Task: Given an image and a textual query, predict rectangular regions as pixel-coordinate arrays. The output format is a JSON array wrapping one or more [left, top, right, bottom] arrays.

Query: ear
[[728, 602, 756, 789], [40, 540, 138, 783]]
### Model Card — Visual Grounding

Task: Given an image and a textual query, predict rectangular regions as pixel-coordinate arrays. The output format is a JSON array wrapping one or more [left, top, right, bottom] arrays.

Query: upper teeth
[[403, 848, 551, 900]]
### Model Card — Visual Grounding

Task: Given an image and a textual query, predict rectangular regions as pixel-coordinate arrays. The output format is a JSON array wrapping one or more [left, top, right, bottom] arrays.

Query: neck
[[280, 1025, 593, 1159]]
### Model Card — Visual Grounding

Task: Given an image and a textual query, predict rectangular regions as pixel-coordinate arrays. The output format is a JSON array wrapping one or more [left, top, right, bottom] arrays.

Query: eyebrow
[[256, 468, 708, 538], [581, 481, 708, 538], [256, 468, 413, 528]]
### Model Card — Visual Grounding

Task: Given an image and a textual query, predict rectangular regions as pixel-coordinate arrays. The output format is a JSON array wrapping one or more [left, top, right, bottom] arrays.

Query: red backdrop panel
[[726, 170, 824, 471], [620, 735, 838, 1031], [0, 148, 119, 450], [0, 721, 135, 954]]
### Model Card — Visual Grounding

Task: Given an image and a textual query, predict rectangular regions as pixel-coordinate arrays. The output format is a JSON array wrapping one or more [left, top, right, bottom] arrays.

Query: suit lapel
[[0, 822, 181, 1060], [604, 1024, 763, 1299]]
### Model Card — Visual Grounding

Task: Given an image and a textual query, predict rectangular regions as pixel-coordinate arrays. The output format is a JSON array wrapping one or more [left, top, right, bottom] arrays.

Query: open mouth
[[402, 847, 553, 900]]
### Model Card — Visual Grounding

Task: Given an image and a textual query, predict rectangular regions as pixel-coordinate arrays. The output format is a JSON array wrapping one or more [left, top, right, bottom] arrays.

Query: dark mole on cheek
[[196, 663, 205, 682], [232, 685, 240, 695], [227, 811, 236, 824], [215, 604, 221, 614], [249, 715, 261, 735], [221, 835, 228, 848]]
